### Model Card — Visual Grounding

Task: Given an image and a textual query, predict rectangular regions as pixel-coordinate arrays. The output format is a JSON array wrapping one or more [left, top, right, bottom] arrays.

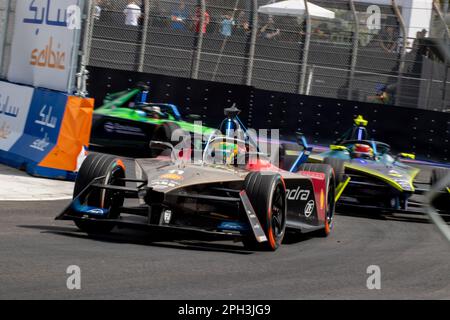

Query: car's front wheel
[[73, 153, 126, 234], [430, 167, 450, 213], [242, 172, 287, 251], [150, 122, 186, 158]]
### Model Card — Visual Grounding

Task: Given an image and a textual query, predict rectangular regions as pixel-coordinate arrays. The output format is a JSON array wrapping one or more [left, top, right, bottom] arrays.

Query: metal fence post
[[0, 0, 11, 79], [433, 0, 450, 111], [392, 0, 407, 106], [191, 0, 206, 79], [138, 0, 150, 73], [299, 0, 311, 95], [81, 0, 95, 69], [306, 65, 315, 95], [73, 0, 94, 96], [246, 0, 258, 86], [211, 0, 241, 82], [348, 0, 359, 101]]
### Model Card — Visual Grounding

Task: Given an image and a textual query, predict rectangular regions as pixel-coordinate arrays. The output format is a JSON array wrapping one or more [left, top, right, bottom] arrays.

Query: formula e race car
[[57, 107, 348, 251], [90, 84, 215, 155], [308, 115, 450, 214]]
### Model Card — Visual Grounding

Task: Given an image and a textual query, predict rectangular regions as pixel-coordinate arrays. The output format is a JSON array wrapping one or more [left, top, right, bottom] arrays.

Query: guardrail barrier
[[0, 80, 94, 180]]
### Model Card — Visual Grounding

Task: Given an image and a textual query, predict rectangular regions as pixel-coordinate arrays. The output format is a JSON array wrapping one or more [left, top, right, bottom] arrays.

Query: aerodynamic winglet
[[239, 191, 268, 243], [335, 176, 351, 203]]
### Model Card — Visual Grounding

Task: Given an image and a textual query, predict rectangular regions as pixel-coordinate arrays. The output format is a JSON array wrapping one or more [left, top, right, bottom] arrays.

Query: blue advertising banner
[[0, 81, 34, 152], [9, 88, 67, 164]]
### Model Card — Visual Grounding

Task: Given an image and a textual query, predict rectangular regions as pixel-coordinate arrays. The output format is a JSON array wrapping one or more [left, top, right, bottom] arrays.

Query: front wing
[[56, 178, 269, 243]]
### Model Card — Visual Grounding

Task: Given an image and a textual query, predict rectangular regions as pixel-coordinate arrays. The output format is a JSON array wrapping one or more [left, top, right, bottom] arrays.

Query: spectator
[[94, 0, 102, 21], [313, 23, 331, 40], [220, 14, 235, 37], [235, 11, 251, 36], [367, 84, 393, 105], [378, 26, 398, 53], [193, 6, 210, 34], [171, 1, 188, 30], [124, 0, 141, 27], [259, 17, 280, 39], [415, 29, 429, 56]]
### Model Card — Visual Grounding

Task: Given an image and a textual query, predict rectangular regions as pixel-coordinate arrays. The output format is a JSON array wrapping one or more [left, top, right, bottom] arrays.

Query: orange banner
[[39, 96, 94, 172]]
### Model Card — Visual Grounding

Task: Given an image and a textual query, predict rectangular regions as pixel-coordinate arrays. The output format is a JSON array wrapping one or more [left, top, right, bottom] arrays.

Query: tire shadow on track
[[18, 224, 256, 255], [18, 224, 320, 254], [335, 208, 431, 224]]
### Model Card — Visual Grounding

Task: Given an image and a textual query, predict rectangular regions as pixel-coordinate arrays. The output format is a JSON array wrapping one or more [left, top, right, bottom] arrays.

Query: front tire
[[298, 163, 336, 237], [430, 167, 450, 212], [150, 122, 186, 158], [242, 172, 287, 251], [73, 153, 126, 234], [323, 157, 345, 185]]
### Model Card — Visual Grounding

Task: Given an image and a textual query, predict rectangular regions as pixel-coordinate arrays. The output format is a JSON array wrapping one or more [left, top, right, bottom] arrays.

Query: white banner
[[7, 0, 82, 92], [0, 81, 34, 151], [0, 2, 8, 71]]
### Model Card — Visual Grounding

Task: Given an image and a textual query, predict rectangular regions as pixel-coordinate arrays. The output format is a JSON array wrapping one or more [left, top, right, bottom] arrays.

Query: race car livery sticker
[[304, 200, 315, 218], [104, 122, 146, 137], [286, 187, 310, 201], [298, 171, 326, 180], [150, 179, 181, 190], [159, 173, 183, 181], [388, 169, 403, 178], [319, 189, 325, 211], [159, 170, 184, 181]]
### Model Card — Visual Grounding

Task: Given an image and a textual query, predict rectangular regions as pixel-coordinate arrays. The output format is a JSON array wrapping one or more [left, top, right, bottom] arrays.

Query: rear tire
[[430, 167, 450, 212], [150, 122, 186, 158], [431, 167, 450, 186], [324, 157, 345, 185], [274, 143, 303, 171], [298, 163, 336, 237], [73, 153, 126, 234], [242, 172, 287, 251]]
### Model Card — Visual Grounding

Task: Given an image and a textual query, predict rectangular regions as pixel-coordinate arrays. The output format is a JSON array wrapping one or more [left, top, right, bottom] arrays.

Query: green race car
[[90, 85, 216, 155]]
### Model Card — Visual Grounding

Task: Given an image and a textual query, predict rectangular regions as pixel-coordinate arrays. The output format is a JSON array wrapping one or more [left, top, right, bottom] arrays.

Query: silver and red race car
[[57, 108, 348, 251]]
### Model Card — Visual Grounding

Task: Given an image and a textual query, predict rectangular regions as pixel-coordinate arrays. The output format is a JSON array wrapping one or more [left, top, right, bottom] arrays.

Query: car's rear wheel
[[150, 122, 186, 158], [242, 172, 287, 251], [298, 163, 336, 237], [272, 142, 303, 171], [323, 157, 345, 185], [430, 167, 450, 212], [73, 153, 126, 234], [431, 167, 450, 186]]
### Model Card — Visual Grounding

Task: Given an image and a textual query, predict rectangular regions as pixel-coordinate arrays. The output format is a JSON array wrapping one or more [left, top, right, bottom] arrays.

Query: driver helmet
[[209, 141, 247, 166], [352, 144, 374, 159], [151, 106, 162, 114], [217, 142, 239, 165]]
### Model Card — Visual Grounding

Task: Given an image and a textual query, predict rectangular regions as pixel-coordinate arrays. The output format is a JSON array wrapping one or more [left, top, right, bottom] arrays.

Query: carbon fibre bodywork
[[57, 151, 336, 245], [309, 141, 431, 212], [90, 88, 215, 151]]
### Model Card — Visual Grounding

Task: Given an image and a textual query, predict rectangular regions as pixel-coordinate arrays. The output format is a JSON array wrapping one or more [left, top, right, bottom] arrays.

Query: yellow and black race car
[[308, 116, 450, 214]]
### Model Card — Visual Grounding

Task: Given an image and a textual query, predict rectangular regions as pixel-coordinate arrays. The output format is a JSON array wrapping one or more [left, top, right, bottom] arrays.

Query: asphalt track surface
[[1, 160, 449, 299]]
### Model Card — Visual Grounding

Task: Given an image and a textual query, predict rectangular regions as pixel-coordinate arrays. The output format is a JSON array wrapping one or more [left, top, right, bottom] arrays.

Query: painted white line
[[0, 164, 74, 201]]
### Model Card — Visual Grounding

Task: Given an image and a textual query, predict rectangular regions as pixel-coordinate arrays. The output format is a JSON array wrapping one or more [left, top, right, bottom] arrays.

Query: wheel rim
[[271, 184, 286, 241], [101, 165, 125, 214]]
